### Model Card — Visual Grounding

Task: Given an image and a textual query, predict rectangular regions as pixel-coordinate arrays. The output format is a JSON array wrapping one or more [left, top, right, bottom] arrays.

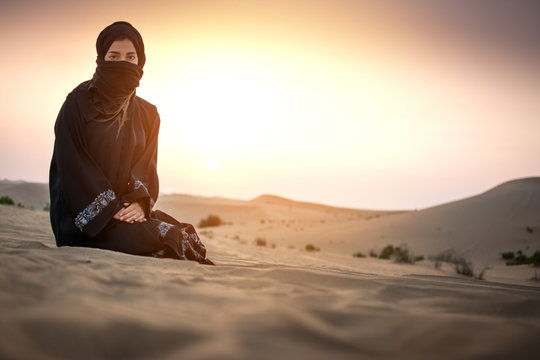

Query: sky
[[1, 0, 539, 210]]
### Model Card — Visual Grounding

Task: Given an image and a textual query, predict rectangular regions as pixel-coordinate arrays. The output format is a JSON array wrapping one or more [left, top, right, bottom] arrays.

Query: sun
[[206, 159, 218, 171]]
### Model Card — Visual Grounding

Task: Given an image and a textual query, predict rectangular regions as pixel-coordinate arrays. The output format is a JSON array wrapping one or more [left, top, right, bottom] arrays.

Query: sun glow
[[206, 159, 218, 171]]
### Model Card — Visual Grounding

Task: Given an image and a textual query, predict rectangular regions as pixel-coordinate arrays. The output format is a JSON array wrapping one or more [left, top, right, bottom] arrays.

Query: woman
[[49, 21, 213, 265]]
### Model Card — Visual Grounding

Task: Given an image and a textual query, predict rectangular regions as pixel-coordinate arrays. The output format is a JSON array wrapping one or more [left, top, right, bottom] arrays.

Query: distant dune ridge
[[1, 177, 539, 265], [0, 179, 49, 210], [1, 177, 540, 359]]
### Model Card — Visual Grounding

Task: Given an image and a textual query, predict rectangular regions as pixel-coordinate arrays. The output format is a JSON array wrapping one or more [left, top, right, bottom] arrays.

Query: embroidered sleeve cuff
[[74, 189, 117, 233]]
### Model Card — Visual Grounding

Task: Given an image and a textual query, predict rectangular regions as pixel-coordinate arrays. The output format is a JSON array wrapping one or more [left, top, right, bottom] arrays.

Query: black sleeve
[[52, 94, 121, 237], [120, 106, 160, 217]]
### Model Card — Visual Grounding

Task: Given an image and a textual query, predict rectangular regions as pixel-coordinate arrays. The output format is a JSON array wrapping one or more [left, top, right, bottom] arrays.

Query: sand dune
[[1, 178, 539, 359], [0, 180, 49, 210]]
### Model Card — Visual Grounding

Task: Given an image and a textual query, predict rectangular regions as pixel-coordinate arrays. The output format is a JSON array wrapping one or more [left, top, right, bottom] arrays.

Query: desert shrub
[[17, 202, 24, 208], [379, 245, 394, 259], [394, 246, 414, 264], [508, 250, 529, 265], [0, 196, 15, 205], [198, 215, 222, 228], [369, 250, 378, 258], [501, 251, 515, 260], [477, 267, 488, 281], [353, 252, 366, 258], [455, 259, 474, 277], [43, 202, 50, 211], [505, 250, 540, 266], [414, 255, 425, 262], [526, 226, 534, 233], [305, 244, 320, 252], [255, 237, 267, 247], [531, 251, 540, 267]]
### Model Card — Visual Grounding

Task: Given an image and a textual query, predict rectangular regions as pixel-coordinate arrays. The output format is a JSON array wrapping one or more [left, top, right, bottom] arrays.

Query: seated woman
[[49, 21, 213, 265]]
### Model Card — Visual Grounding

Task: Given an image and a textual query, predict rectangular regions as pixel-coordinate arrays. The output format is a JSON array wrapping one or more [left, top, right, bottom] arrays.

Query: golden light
[[206, 159, 218, 171]]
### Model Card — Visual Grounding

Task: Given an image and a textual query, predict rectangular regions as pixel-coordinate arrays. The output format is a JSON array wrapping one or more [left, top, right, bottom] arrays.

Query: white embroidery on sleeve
[[74, 189, 116, 231]]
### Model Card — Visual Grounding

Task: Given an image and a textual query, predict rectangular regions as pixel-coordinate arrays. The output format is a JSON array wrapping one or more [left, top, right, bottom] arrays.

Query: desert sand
[[1, 178, 539, 359]]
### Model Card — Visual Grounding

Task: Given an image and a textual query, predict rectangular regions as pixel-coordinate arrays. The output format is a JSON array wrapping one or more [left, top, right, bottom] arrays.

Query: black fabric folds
[[96, 21, 146, 67], [92, 59, 143, 99]]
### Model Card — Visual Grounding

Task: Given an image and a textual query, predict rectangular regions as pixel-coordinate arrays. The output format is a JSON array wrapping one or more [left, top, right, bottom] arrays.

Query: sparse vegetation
[[532, 269, 539, 282], [393, 245, 415, 264], [198, 215, 222, 228], [455, 259, 474, 277], [43, 202, 50, 211], [305, 244, 320, 252], [0, 196, 15, 205], [353, 252, 366, 258], [432, 250, 486, 280], [501, 249, 540, 266], [255, 237, 267, 247], [379, 245, 394, 260], [17, 202, 24, 208], [366, 244, 421, 264], [526, 226, 534, 233]]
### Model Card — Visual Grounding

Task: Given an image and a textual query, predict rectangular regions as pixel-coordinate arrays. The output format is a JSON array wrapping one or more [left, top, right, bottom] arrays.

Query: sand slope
[[1, 205, 540, 357], [1, 178, 540, 359], [156, 178, 540, 267], [0, 180, 49, 210]]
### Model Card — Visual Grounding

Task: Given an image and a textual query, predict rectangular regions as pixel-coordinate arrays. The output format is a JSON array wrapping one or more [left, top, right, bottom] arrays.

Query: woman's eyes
[[106, 54, 137, 62]]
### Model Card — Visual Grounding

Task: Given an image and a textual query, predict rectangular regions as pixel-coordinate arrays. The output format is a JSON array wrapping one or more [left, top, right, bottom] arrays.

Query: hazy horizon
[[1, 0, 539, 210]]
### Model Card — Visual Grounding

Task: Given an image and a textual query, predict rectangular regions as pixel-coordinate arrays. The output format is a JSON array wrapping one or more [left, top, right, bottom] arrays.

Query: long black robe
[[49, 81, 213, 264]]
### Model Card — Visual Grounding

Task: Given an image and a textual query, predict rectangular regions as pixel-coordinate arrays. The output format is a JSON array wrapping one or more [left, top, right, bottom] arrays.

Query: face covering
[[92, 59, 143, 100]]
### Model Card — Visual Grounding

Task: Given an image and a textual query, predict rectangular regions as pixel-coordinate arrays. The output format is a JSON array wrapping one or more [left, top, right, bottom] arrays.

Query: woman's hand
[[113, 201, 146, 223]]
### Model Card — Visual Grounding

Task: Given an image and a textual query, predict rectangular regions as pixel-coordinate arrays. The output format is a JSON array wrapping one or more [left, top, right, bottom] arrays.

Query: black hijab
[[96, 21, 146, 68], [90, 21, 146, 129]]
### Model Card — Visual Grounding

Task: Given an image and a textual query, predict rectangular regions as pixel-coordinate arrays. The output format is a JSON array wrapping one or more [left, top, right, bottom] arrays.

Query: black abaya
[[49, 81, 213, 265]]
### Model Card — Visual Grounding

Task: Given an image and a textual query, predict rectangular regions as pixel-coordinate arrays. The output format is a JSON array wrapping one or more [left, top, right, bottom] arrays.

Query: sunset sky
[[1, 0, 539, 210]]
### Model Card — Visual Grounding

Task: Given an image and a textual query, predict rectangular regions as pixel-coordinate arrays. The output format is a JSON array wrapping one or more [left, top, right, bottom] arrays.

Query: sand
[[1, 178, 540, 359]]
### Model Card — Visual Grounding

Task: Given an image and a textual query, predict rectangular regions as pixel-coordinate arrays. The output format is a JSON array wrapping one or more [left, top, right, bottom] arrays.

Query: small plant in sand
[[455, 259, 474, 277], [305, 244, 320, 252], [501, 250, 540, 266], [453, 257, 487, 280], [414, 255, 425, 262], [379, 245, 394, 260], [43, 202, 50, 211], [255, 237, 267, 247], [393, 245, 415, 264], [198, 214, 222, 228], [0, 196, 15, 205], [353, 251, 366, 258], [526, 225, 534, 233]]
